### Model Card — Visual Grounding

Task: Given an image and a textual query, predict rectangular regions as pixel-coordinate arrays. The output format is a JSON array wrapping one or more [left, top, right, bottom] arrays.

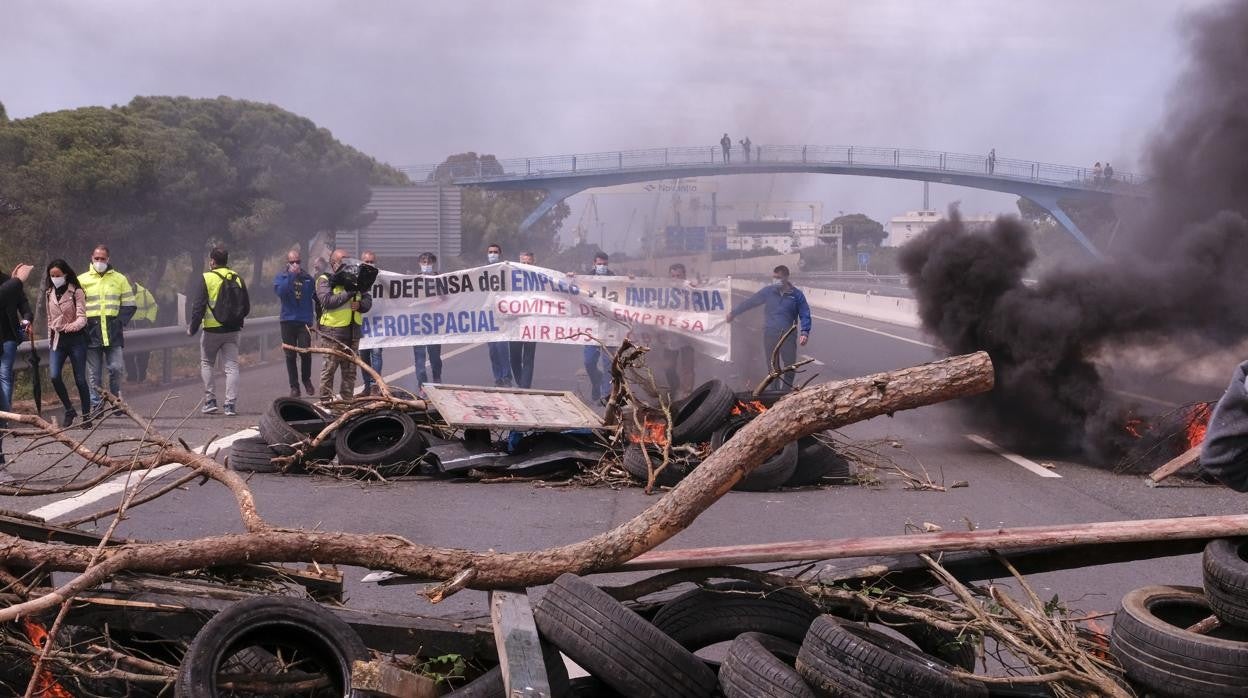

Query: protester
[[1092, 161, 1103, 183], [274, 248, 316, 397], [484, 242, 513, 387], [1104, 162, 1114, 183], [739, 136, 752, 163], [316, 248, 372, 402], [660, 263, 697, 397], [124, 281, 157, 384], [581, 252, 615, 403], [412, 252, 443, 397], [357, 250, 384, 395], [1199, 361, 1248, 492], [987, 148, 997, 174], [188, 246, 250, 416], [0, 262, 34, 465], [726, 265, 811, 392], [720, 133, 732, 163], [80, 245, 136, 417], [45, 260, 91, 428], [509, 250, 539, 389]]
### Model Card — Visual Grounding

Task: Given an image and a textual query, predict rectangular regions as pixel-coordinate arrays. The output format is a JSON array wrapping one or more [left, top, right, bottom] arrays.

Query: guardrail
[[402, 144, 1142, 190]]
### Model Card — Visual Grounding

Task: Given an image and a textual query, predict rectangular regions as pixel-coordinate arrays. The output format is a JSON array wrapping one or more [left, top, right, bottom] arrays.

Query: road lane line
[[28, 343, 483, 521], [965, 434, 1062, 478], [811, 313, 939, 349]]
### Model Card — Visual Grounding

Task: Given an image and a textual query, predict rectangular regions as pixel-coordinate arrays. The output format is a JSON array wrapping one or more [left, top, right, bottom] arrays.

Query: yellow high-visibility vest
[[132, 283, 158, 323], [80, 267, 135, 346], [318, 274, 361, 328], [202, 267, 242, 330]]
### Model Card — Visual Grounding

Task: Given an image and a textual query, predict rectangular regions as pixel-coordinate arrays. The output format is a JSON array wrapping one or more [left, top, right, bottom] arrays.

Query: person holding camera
[[316, 248, 373, 403]]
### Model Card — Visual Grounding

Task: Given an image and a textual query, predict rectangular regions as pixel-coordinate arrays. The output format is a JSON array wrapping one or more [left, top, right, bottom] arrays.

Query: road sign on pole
[[857, 252, 870, 270]]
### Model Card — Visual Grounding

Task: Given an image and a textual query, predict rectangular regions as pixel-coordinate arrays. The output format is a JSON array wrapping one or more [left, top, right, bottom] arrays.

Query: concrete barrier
[[734, 279, 921, 328]]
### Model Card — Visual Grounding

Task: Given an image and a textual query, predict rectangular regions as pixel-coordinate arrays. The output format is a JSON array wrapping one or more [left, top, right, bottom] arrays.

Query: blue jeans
[[359, 347, 384, 390], [509, 341, 536, 389], [412, 345, 442, 391], [763, 329, 799, 392], [583, 345, 613, 401], [488, 342, 513, 386], [50, 333, 91, 416], [0, 339, 16, 418], [86, 344, 125, 411]]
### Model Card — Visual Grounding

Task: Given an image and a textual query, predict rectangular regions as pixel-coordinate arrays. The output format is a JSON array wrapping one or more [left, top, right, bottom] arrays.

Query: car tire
[[175, 596, 370, 698], [227, 436, 280, 473], [335, 410, 427, 467], [622, 444, 692, 487], [709, 416, 799, 491], [797, 615, 987, 698], [445, 639, 570, 697], [259, 397, 333, 460], [789, 435, 852, 486], [1109, 584, 1248, 697], [670, 380, 736, 445], [533, 573, 718, 698], [651, 581, 821, 651], [1203, 538, 1248, 628], [719, 632, 815, 698]]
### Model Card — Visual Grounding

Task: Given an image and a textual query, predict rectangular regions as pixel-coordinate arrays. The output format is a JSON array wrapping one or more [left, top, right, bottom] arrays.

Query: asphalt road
[[2, 307, 1242, 632]]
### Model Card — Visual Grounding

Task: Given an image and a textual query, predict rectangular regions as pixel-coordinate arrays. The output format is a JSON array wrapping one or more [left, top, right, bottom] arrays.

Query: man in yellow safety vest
[[316, 248, 372, 402], [188, 246, 250, 417], [79, 244, 137, 418], [124, 281, 158, 384]]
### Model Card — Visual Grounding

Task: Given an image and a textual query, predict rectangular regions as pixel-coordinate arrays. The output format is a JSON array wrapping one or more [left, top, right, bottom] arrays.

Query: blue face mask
[[487, 253, 501, 263], [595, 264, 608, 274], [420, 264, 434, 274]]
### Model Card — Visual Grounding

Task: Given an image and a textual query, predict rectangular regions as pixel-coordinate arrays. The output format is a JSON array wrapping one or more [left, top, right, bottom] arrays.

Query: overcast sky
[[1, 0, 1220, 249]]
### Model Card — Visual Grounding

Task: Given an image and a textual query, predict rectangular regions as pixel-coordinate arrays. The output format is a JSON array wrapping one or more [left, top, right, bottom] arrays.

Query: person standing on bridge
[[725, 265, 811, 393], [357, 250, 384, 396], [509, 250, 539, 389], [987, 148, 996, 174], [1092, 161, 1103, 184], [484, 243, 514, 387], [740, 136, 752, 163], [188, 246, 250, 417], [274, 247, 316, 397], [1104, 162, 1114, 184], [720, 133, 732, 163], [412, 252, 443, 397]]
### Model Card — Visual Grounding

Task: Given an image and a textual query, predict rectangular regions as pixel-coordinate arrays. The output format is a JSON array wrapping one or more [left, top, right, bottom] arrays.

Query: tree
[[429, 152, 570, 260], [822, 213, 886, 249]]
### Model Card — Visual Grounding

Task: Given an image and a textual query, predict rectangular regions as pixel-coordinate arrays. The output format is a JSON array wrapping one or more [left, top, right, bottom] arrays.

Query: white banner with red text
[[357, 262, 733, 361]]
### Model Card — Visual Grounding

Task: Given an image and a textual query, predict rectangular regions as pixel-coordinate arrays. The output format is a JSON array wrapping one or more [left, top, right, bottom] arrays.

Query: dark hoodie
[[0, 271, 32, 344], [1200, 360, 1248, 492]]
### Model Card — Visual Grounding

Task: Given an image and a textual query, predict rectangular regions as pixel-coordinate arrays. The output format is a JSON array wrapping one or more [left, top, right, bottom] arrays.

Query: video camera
[[331, 258, 379, 293]]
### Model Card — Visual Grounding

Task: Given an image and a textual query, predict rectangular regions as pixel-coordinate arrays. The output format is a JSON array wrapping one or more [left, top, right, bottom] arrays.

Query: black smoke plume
[[899, 1, 1248, 462]]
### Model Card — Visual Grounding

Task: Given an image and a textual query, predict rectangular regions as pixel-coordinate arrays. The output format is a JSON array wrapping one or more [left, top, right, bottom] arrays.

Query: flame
[[1184, 402, 1213, 450], [629, 416, 670, 446], [1123, 417, 1145, 439], [730, 400, 768, 416], [20, 619, 74, 698]]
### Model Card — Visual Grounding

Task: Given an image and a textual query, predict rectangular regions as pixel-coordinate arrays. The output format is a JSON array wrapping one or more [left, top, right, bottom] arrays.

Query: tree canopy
[[0, 96, 408, 291], [821, 212, 886, 249]]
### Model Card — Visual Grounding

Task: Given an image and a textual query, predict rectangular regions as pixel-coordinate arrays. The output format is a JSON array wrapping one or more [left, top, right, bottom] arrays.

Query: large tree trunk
[[0, 352, 995, 610]]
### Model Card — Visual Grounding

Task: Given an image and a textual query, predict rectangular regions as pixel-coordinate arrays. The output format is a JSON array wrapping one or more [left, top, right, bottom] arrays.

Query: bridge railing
[[402, 145, 1141, 189]]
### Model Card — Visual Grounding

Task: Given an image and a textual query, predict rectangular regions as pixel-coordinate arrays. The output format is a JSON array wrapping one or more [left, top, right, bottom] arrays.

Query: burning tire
[[1109, 585, 1248, 697], [335, 411, 427, 467], [259, 397, 333, 462], [670, 380, 736, 444], [175, 596, 370, 697], [533, 573, 718, 698], [796, 615, 987, 698], [622, 444, 694, 487], [227, 436, 280, 473], [1203, 538, 1248, 628], [445, 640, 570, 697], [710, 417, 799, 491], [651, 581, 820, 652], [719, 633, 815, 698], [789, 435, 853, 487]]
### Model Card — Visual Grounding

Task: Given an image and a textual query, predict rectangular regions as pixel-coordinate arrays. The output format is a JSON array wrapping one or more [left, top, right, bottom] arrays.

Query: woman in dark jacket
[[0, 262, 35, 465], [45, 260, 91, 427]]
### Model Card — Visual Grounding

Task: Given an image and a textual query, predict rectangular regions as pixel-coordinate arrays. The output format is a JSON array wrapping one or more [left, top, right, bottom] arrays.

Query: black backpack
[[208, 270, 249, 327]]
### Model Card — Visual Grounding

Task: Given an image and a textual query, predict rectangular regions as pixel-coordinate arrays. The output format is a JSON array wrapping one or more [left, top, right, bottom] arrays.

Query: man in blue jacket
[[274, 248, 316, 397], [726, 265, 811, 392], [1201, 360, 1248, 492]]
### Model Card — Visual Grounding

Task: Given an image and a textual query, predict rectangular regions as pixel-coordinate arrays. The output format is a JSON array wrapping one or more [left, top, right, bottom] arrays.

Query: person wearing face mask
[[484, 242, 513, 387], [316, 248, 373, 402], [44, 260, 90, 429], [508, 250, 539, 389], [79, 245, 137, 418], [725, 265, 811, 392], [357, 250, 385, 396], [580, 252, 615, 404], [274, 247, 316, 397], [0, 261, 34, 465], [659, 263, 697, 397], [411, 252, 443, 397]]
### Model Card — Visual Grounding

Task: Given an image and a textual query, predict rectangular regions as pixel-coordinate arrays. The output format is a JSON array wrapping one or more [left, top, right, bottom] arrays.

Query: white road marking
[[965, 434, 1062, 478], [28, 344, 483, 521], [812, 313, 939, 349]]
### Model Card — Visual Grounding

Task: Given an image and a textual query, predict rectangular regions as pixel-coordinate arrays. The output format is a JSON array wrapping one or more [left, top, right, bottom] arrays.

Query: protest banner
[[358, 262, 733, 360]]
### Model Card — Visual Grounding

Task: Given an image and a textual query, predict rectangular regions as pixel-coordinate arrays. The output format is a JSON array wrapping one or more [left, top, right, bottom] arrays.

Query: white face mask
[[772, 277, 783, 286], [93, 261, 108, 273], [487, 253, 501, 263], [595, 264, 608, 274], [420, 264, 433, 274], [51, 276, 67, 288]]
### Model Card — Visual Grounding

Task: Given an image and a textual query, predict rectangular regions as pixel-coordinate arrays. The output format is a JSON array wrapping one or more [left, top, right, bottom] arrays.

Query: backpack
[[208, 270, 250, 327]]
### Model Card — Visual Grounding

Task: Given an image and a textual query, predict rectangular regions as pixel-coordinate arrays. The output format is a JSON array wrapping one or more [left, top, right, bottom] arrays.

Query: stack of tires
[[227, 398, 428, 475], [511, 573, 991, 697], [622, 379, 853, 491], [1110, 537, 1248, 696]]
